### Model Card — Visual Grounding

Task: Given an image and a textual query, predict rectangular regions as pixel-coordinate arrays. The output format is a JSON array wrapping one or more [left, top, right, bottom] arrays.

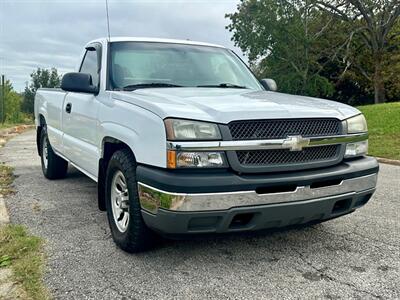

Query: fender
[[97, 99, 167, 169], [97, 117, 166, 211]]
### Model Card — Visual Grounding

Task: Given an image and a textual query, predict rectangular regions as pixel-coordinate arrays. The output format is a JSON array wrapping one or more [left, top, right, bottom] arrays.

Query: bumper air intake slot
[[256, 184, 297, 194], [311, 178, 343, 189]]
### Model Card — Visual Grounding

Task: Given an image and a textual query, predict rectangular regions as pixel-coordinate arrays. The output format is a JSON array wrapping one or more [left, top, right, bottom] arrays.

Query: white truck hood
[[112, 88, 360, 123]]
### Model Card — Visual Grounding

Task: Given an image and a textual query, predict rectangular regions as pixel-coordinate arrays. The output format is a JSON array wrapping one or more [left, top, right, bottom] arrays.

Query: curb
[[0, 125, 34, 224], [0, 128, 28, 299], [0, 196, 10, 225], [376, 157, 400, 166]]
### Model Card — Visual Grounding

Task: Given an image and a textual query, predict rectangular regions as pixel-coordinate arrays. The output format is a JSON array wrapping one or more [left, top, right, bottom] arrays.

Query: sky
[[0, 0, 241, 92]]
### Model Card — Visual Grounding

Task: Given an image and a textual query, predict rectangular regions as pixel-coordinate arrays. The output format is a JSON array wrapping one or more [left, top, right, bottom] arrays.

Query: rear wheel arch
[[36, 114, 47, 156]]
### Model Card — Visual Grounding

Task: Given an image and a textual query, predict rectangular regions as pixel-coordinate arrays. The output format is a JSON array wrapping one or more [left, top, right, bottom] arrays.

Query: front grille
[[237, 145, 341, 166], [228, 119, 343, 171], [229, 119, 341, 140]]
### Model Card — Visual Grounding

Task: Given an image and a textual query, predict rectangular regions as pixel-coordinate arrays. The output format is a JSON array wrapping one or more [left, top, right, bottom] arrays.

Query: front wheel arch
[[98, 137, 135, 211]]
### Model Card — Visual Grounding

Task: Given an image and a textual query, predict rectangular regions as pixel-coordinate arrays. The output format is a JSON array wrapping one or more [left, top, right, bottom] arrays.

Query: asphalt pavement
[[1, 130, 399, 299]]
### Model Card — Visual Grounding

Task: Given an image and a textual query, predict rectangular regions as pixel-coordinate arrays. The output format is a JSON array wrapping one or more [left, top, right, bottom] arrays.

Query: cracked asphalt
[[1, 130, 399, 299]]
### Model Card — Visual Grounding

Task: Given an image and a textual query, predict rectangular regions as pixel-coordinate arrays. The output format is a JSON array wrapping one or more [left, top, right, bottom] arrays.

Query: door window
[[80, 49, 99, 86]]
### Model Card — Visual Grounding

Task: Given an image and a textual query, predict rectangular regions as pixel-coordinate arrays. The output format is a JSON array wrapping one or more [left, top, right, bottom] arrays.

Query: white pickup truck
[[35, 37, 378, 252]]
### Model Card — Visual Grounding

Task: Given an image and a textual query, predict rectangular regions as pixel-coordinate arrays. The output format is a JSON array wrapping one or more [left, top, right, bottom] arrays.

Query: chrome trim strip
[[138, 173, 377, 213], [138, 182, 254, 197], [167, 132, 368, 151]]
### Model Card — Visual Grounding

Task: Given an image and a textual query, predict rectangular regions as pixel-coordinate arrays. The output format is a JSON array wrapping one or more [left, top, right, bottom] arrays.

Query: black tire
[[40, 126, 68, 179], [105, 149, 158, 253]]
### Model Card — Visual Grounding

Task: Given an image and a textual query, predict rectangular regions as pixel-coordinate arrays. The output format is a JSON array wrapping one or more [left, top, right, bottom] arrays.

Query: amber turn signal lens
[[167, 150, 177, 169]]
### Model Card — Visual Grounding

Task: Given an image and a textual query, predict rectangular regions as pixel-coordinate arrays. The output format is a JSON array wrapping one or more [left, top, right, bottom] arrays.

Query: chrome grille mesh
[[236, 145, 340, 166], [228, 119, 343, 170], [229, 119, 341, 140]]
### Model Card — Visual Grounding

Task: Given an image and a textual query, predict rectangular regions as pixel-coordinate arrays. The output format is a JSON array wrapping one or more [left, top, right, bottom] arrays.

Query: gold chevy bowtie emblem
[[283, 135, 310, 151]]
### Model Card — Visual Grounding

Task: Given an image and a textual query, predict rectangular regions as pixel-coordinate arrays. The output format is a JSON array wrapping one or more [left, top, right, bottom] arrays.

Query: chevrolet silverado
[[34, 37, 379, 252]]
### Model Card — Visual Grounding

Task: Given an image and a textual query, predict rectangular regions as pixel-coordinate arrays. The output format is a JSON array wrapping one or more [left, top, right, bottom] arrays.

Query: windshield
[[109, 42, 263, 91]]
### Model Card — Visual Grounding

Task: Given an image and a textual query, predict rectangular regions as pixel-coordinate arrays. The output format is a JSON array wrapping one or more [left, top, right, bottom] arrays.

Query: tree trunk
[[373, 54, 386, 104]]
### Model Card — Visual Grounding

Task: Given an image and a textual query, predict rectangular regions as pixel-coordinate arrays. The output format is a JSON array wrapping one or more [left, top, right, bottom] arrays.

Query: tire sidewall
[[40, 127, 49, 176], [105, 153, 138, 245], [39, 126, 68, 180]]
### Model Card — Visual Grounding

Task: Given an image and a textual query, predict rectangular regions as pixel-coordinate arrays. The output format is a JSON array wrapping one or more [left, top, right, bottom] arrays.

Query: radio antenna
[[105, 0, 111, 41]]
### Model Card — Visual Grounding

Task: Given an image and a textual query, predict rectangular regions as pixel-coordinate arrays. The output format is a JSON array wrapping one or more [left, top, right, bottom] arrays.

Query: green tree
[[22, 68, 61, 114], [383, 20, 400, 102], [0, 79, 24, 123], [226, 0, 348, 98], [324, 18, 400, 105], [317, 0, 400, 103]]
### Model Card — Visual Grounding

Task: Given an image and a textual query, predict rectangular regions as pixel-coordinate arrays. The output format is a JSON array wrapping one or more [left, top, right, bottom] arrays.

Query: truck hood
[[112, 88, 360, 123]]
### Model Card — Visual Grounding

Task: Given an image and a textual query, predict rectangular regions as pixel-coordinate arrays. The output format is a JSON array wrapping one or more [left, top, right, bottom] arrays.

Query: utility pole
[[1, 75, 4, 124]]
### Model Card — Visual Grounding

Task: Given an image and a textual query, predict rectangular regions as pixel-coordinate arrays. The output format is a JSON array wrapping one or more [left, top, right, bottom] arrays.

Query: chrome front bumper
[[138, 173, 377, 213]]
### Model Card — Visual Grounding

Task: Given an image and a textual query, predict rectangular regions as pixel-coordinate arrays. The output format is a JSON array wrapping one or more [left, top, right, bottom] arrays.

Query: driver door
[[62, 44, 101, 178]]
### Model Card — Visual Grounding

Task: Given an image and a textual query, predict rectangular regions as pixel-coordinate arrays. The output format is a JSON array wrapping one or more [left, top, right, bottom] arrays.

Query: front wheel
[[105, 149, 158, 253]]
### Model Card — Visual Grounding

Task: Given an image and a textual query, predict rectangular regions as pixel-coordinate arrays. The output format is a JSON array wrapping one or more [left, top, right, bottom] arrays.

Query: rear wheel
[[105, 149, 158, 253], [40, 127, 68, 179]]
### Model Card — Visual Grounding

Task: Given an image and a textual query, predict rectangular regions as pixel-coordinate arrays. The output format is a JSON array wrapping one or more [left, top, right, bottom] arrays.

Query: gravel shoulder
[[1, 130, 399, 299]]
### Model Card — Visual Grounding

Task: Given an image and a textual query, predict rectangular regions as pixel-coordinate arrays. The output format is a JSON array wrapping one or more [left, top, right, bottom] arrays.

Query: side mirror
[[61, 72, 98, 94], [260, 78, 278, 92]]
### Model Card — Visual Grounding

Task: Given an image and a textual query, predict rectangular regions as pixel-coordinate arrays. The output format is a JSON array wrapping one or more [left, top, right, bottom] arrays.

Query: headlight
[[345, 114, 368, 158], [164, 119, 221, 141], [167, 150, 227, 168], [177, 152, 226, 168], [346, 114, 367, 133]]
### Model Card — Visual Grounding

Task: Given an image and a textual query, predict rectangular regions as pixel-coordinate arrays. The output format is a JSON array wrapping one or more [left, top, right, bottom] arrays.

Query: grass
[[0, 225, 48, 300], [358, 102, 400, 160], [0, 164, 15, 196], [0, 120, 34, 131], [0, 162, 48, 299], [0, 123, 24, 130], [0, 123, 34, 133]]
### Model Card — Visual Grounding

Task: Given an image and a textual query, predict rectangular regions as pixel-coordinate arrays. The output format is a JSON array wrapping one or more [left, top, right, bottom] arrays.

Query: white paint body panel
[[112, 88, 360, 123], [62, 92, 100, 176], [34, 37, 362, 181], [34, 89, 66, 152]]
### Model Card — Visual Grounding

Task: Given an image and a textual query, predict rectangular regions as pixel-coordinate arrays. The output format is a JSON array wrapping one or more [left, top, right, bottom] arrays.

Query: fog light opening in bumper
[[229, 213, 255, 229], [188, 216, 222, 232], [332, 198, 352, 214], [345, 140, 368, 158]]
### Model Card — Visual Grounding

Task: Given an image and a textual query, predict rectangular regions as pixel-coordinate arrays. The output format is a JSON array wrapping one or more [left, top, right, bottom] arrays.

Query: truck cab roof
[[86, 37, 226, 49]]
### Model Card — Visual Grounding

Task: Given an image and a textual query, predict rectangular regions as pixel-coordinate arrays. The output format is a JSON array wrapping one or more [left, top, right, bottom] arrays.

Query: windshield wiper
[[122, 83, 183, 91], [197, 83, 248, 89]]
